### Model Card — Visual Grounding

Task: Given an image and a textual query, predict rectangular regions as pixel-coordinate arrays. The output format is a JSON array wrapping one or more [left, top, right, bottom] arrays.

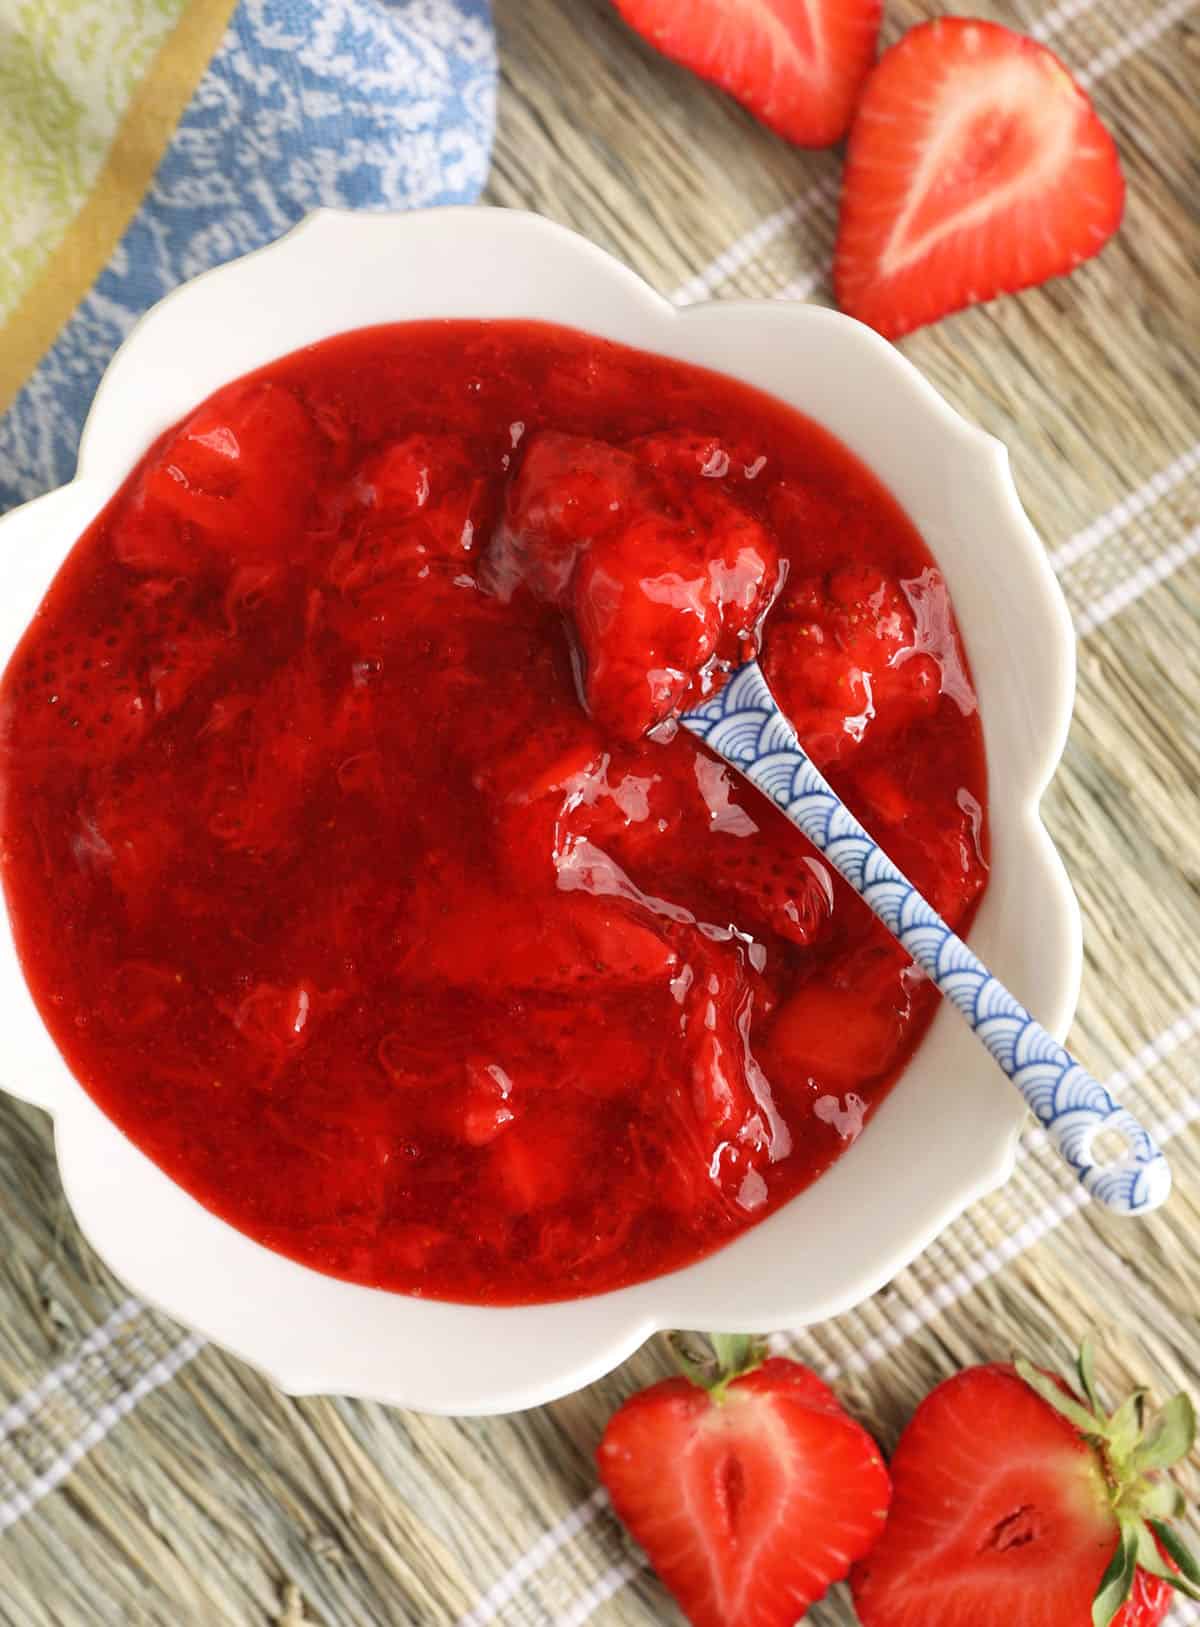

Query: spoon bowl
[[682, 659, 1169, 1215]]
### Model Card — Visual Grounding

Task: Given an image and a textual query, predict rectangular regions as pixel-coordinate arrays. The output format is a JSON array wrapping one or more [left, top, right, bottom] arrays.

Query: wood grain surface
[[0, 1, 1198, 1623]]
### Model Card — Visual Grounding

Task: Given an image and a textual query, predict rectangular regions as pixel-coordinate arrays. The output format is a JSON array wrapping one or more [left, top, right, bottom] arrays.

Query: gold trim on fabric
[[0, 0, 242, 415]]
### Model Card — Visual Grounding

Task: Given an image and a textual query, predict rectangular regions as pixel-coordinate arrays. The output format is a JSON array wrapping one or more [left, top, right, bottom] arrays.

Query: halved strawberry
[[851, 1343, 1199, 1627], [834, 19, 1125, 339], [612, 0, 882, 148], [598, 1339, 891, 1627]]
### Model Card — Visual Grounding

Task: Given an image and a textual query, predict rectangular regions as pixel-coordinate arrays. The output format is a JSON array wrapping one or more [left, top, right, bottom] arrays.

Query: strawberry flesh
[[835, 18, 1124, 339], [613, 0, 882, 148], [598, 1357, 891, 1627], [493, 430, 781, 739], [851, 1364, 1138, 1627]]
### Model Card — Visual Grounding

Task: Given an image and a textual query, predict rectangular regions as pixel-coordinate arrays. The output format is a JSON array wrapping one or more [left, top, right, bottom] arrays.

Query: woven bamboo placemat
[[0, 1, 1197, 1622]]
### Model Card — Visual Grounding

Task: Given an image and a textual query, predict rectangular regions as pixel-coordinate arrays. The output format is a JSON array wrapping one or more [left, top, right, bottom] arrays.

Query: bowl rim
[[0, 205, 1082, 1413]]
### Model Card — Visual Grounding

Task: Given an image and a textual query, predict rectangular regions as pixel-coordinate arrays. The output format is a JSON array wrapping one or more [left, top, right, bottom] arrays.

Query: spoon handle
[[680, 661, 1171, 1216]]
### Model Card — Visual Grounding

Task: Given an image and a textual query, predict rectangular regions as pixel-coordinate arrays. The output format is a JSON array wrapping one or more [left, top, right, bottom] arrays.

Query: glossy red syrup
[[0, 321, 987, 1303]]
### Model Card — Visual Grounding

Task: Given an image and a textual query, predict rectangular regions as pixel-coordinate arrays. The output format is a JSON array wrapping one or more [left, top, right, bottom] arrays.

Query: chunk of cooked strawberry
[[475, 718, 607, 808], [578, 510, 777, 735], [354, 434, 471, 517], [111, 497, 207, 576], [704, 829, 836, 948], [891, 791, 987, 931], [82, 779, 179, 916], [571, 512, 721, 737], [459, 1060, 520, 1146], [765, 976, 906, 1087], [663, 940, 792, 1214], [19, 615, 152, 762], [205, 667, 326, 854], [612, 0, 883, 148], [598, 1350, 891, 1627], [574, 496, 779, 738], [488, 1100, 588, 1211], [137, 380, 323, 560], [418, 1058, 519, 1148], [495, 431, 781, 739], [327, 434, 484, 593], [229, 979, 317, 1059], [762, 565, 943, 768], [145, 627, 227, 718], [629, 430, 756, 487], [836, 754, 988, 931], [402, 889, 679, 994], [834, 19, 1124, 339], [490, 431, 648, 603]]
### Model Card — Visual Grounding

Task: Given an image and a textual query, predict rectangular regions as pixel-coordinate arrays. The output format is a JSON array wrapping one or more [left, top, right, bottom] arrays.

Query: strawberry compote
[[0, 321, 987, 1303]]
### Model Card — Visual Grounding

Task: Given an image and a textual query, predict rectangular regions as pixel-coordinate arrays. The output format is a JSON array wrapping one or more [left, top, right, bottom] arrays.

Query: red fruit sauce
[[0, 321, 987, 1303]]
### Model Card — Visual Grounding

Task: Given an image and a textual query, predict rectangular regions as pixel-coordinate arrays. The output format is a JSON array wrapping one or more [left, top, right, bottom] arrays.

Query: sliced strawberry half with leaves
[[835, 18, 1124, 339], [851, 1339, 1199, 1627], [598, 1335, 890, 1627], [612, 0, 883, 148]]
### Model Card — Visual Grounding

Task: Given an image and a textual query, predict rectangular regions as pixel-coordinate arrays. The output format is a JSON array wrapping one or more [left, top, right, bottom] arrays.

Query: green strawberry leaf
[[1133, 1519, 1200, 1599], [1150, 1519, 1200, 1588], [1078, 1337, 1102, 1413], [710, 1333, 759, 1376], [1093, 1524, 1139, 1627], [1132, 1393, 1197, 1474], [1136, 1479, 1186, 1521], [668, 1332, 718, 1391], [1015, 1358, 1102, 1436], [1108, 1389, 1151, 1471], [671, 1332, 767, 1397]]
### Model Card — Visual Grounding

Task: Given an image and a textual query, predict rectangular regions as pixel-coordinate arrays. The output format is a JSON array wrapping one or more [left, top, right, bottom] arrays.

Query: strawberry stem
[[667, 1331, 768, 1400], [1016, 1341, 1200, 1624]]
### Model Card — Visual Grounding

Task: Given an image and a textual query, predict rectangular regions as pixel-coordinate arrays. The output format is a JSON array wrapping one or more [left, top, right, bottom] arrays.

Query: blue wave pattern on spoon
[[681, 660, 1171, 1216]]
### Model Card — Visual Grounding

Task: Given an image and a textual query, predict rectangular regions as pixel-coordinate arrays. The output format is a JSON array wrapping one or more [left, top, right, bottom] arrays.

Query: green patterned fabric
[[0, 0, 185, 322]]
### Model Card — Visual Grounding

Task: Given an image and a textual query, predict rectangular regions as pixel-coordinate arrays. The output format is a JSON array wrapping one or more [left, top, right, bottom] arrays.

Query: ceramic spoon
[[680, 660, 1171, 1216]]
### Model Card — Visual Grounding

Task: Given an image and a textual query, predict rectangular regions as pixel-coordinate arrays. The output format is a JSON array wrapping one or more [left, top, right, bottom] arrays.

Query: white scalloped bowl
[[0, 208, 1081, 1414]]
